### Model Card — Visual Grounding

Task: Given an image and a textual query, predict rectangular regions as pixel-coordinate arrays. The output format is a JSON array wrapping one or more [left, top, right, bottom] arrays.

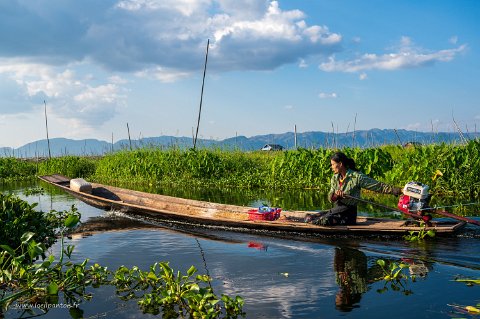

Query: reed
[[0, 158, 37, 181], [4, 139, 480, 200], [37, 156, 96, 178]]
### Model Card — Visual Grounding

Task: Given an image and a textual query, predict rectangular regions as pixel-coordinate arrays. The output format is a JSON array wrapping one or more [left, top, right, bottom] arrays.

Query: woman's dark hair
[[331, 152, 356, 171]]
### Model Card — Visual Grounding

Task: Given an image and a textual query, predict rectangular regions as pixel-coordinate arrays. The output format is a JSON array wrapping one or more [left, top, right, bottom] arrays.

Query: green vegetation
[[0, 193, 70, 251], [0, 195, 245, 318], [113, 262, 245, 318], [403, 223, 436, 242], [375, 259, 414, 295], [2, 140, 480, 200], [36, 156, 96, 178], [0, 158, 37, 181]]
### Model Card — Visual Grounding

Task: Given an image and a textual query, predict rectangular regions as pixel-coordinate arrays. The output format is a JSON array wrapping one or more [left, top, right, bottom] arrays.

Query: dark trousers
[[308, 203, 358, 226]]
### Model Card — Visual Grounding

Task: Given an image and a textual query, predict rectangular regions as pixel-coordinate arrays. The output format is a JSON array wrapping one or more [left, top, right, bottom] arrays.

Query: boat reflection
[[72, 212, 440, 316]]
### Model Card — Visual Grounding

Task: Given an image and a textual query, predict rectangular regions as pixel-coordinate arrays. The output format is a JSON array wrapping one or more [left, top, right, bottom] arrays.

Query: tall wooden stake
[[44, 100, 52, 159], [294, 124, 297, 149], [127, 122, 132, 150], [394, 128, 403, 146], [352, 113, 357, 148], [193, 39, 210, 150]]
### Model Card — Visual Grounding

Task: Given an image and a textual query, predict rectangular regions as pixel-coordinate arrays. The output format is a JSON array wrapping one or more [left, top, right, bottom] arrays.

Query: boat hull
[[38, 174, 466, 237]]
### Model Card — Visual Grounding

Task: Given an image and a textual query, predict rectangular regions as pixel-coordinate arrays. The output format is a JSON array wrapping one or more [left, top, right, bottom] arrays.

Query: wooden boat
[[38, 174, 467, 237]]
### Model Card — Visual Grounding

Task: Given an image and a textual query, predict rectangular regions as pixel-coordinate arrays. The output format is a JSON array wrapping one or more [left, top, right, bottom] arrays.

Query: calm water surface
[[2, 181, 480, 319]]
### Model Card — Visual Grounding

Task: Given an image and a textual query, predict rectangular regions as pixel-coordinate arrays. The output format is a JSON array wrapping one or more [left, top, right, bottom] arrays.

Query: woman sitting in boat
[[306, 152, 402, 226]]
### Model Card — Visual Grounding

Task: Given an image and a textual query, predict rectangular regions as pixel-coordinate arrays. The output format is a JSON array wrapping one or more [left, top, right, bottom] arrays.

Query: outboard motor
[[397, 181, 432, 221]]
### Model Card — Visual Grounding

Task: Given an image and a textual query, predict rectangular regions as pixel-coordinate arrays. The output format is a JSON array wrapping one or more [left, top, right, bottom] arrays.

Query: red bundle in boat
[[248, 206, 282, 221]]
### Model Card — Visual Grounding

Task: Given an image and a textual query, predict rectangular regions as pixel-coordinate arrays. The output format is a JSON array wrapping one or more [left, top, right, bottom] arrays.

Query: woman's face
[[331, 159, 342, 174]]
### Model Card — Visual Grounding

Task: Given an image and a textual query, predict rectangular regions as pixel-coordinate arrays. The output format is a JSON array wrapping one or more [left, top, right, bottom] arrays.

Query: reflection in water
[[3, 181, 480, 319], [247, 241, 268, 251], [334, 247, 368, 312]]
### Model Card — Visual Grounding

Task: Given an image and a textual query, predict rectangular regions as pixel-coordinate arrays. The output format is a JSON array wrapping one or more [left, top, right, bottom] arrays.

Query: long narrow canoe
[[38, 174, 466, 237]]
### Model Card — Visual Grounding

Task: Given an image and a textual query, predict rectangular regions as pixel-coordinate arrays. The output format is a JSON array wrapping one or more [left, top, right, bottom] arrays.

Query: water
[[2, 181, 480, 319]]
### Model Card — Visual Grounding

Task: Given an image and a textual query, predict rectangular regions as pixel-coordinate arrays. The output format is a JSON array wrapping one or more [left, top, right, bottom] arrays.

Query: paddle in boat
[[38, 174, 469, 238]]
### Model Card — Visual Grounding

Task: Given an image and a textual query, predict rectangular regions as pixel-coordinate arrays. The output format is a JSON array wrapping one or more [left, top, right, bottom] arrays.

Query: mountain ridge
[[2, 129, 478, 158]]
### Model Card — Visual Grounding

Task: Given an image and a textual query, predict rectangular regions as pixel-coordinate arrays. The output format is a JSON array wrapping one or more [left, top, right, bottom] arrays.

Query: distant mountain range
[[2, 129, 479, 158]]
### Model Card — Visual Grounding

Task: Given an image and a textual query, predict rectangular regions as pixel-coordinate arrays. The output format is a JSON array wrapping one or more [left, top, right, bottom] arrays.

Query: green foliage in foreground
[[0, 193, 71, 252], [403, 225, 436, 242], [0, 195, 245, 318]]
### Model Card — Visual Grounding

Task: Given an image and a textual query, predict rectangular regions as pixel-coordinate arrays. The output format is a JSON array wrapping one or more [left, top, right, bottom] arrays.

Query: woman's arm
[[359, 173, 401, 195]]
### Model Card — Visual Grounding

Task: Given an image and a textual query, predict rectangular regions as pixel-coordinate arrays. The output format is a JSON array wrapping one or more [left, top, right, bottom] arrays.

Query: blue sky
[[0, 0, 478, 148]]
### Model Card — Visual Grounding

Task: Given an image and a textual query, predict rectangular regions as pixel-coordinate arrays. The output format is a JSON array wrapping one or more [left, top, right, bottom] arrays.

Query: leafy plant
[[37, 156, 96, 178], [403, 223, 436, 242], [0, 158, 37, 181], [0, 196, 245, 318], [0, 208, 105, 312], [113, 262, 245, 318], [0, 193, 77, 251], [375, 259, 414, 295]]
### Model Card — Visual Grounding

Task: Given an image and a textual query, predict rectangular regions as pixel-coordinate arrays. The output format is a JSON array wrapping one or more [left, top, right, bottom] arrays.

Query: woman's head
[[330, 152, 356, 173]]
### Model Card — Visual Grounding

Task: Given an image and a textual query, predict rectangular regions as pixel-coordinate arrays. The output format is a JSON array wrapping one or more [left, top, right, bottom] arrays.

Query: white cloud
[[449, 35, 458, 45], [0, 1, 342, 75], [359, 72, 368, 80], [318, 92, 337, 99], [319, 37, 466, 73], [298, 59, 308, 68], [135, 67, 192, 83], [109, 75, 128, 84], [116, 0, 210, 16], [406, 122, 422, 130], [0, 59, 126, 127], [212, 1, 340, 46]]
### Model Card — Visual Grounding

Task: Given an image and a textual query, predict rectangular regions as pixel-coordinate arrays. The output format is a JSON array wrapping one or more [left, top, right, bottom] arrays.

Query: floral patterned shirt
[[328, 169, 397, 206]]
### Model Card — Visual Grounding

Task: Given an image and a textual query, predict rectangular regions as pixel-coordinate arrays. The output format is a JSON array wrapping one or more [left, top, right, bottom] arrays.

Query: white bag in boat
[[70, 178, 92, 194]]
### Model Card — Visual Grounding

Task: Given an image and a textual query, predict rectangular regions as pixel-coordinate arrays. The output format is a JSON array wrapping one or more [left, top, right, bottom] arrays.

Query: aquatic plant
[[113, 262, 245, 318], [0, 196, 245, 318], [0, 158, 36, 181], [375, 259, 414, 295], [0, 193, 74, 251], [5, 140, 480, 202], [403, 223, 436, 242], [37, 156, 96, 179]]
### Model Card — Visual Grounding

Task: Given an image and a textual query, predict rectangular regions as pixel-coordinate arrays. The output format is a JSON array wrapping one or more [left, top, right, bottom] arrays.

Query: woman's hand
[[335, 190, 345, 198], [392, 187, 403, 196]]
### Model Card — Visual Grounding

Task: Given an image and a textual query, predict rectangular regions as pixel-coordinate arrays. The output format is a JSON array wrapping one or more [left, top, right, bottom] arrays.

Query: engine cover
[[398, 181, 431, 214], [403, 181, 429, 200]]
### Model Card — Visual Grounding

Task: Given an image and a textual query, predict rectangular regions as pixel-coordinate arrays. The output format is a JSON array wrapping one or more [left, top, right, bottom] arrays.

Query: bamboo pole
[[352, 113, 357, 148], [294, 124, 297, 149], [44, 100, 52, 159], [127, 122, 132, 150], [393, 128, 403, 146], [193, 39, 210, 150]]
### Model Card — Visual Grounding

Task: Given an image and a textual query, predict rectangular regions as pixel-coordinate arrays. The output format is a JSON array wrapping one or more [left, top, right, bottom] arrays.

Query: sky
[[0, 0, 479, 148]]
